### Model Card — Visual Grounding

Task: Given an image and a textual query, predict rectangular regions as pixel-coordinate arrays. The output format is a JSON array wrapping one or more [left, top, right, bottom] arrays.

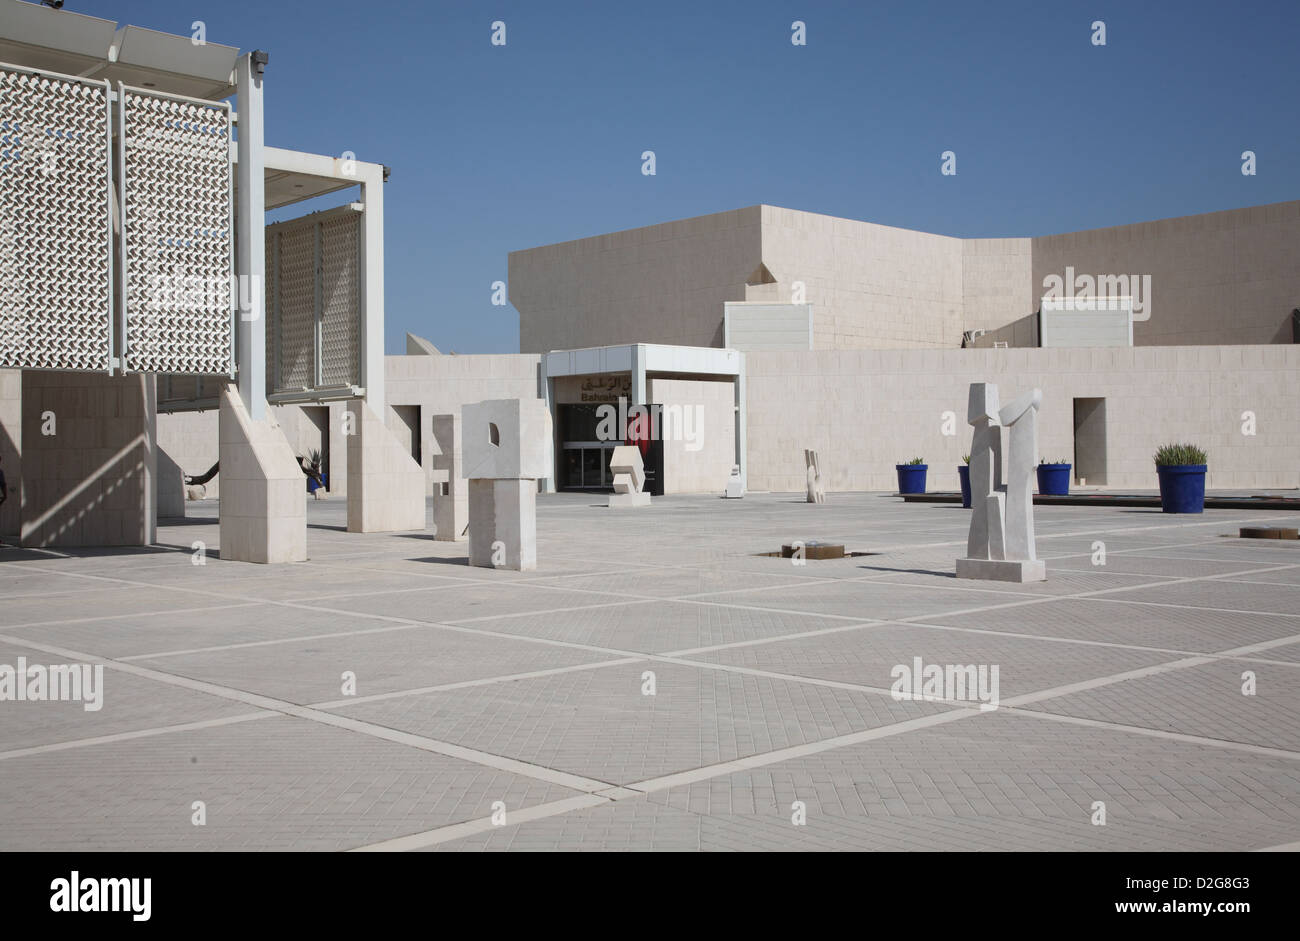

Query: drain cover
[[782, 540, 845, 560], [1240, 526, 1299, 540]]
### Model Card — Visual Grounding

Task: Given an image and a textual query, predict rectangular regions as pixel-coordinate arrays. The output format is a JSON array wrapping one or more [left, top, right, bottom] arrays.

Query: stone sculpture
[[805, 449, 825, 504], [462, 398, 551, 571], [431, 413, 467, 541], [956, 382, 1046, 582], [608, 445, 651, 508], [724, 465, 744, 498]]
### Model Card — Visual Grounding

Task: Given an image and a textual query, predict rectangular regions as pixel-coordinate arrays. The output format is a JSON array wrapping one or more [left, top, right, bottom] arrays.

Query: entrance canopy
[[539, 343, 747, 494], [0, 0, 388, 416]]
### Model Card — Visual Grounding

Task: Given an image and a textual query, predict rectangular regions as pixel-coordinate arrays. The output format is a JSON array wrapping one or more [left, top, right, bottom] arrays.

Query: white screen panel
[[121, 86, 232, 374], [0, 65, 111, 370]]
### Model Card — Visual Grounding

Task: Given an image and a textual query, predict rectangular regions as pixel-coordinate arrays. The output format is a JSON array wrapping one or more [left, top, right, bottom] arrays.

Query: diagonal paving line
[[0, 600, 262, 632], [354, 619, 1300, 851], [348, 793, 613, 852], [0, 711, 274, 762], [307, 657, 645, 710], [882, 617, 1300, 669], [8, 506, 1298, 851], [0, 631, 614, 795], [1084, 595, 1300, 620], [118, 621, 432, 662], [1002, 709, 1300, 764]]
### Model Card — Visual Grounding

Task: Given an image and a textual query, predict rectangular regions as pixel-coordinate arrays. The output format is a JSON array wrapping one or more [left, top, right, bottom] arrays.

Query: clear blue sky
[[81, 0, 1300, 354]]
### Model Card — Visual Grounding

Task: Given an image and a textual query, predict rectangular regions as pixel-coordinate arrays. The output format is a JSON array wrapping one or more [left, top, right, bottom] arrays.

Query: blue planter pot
[[307, 471, 328, 494], [1157, 464, 1207, 513], [957, 464, 971, 508], [896, 464, 928, 494], [1036, 463, 1071, 496]]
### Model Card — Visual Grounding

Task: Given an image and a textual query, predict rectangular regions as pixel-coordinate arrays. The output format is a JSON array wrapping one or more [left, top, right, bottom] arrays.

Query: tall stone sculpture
[[608, 445, 651, 508], [431, 413, 467, 541], [956, 382, 1046, 582], [805, 449, 825, 504], [462, 399, 551, 571], [724, 464, 744, 498]]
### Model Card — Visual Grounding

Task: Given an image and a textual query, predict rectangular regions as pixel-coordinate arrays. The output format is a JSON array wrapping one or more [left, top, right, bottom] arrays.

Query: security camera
[[40, 1, 66, 10]]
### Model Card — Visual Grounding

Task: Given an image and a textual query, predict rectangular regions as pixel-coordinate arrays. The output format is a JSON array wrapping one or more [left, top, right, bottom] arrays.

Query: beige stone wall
[[512, 201, 1300, 355], [746, 346, 1300, 492], [385, 353, 542, 496], [962, 237, 1034, 336], [510, 207, 762, 352], [158, 408, 221, 499], [647, 377, 735, 494], [156, 356, 542, 502], [0, 369, 20, 537], [20, 370, 157, 547], [1031, 201, 1300, 347], [757, 206, 965, 349]]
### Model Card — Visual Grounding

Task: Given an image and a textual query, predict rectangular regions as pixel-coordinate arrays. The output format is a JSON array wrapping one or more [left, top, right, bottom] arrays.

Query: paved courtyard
[[1, 492, 1298, 851]]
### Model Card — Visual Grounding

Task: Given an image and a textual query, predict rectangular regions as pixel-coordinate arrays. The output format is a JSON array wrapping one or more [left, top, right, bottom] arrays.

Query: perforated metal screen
[[319, 213, 360, 386], [120, 85, 233, 375], [0, 65, 112, 371], [265, 207, 360, 396]]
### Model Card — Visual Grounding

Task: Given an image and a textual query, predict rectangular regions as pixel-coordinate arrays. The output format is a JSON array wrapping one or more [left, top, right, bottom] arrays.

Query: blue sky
[[81, 0, 1300, 353]]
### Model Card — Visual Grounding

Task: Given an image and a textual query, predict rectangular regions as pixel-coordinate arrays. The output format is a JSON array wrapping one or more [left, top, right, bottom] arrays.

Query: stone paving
[[1, 492, 1297, 851]]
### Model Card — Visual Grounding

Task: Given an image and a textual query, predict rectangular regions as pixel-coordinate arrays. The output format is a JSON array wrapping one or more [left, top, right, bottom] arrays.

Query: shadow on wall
[[0, 418, 16, 539], [157, 447, 186, 518], [19, 371, 155, 549], [970, 312, 1038, 348]]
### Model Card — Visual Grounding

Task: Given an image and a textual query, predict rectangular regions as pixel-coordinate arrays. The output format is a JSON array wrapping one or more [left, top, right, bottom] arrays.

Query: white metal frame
[[0, 59, 113, 373], [263, 202, 365, 403], [539, 343, 747, 495], [235, 51, 266, 419], [116, 80, 235, 376]]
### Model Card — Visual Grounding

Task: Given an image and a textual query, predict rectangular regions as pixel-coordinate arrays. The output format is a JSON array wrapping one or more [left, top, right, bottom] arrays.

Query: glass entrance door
[[560, 443, 615, 490]]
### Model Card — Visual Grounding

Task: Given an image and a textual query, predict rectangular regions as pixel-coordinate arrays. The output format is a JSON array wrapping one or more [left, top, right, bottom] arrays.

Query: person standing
[[0, 453, 8, 546]]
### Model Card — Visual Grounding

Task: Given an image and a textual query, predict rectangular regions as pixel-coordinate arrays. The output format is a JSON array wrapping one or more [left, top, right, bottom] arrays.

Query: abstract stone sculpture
[[608, 445, 651, 508], [805, 449, 825, 504], [462, 398, 551, 570], [431, 413, 467, 541], [724, 464, 744, 498], [956, 382, 1046, 582]]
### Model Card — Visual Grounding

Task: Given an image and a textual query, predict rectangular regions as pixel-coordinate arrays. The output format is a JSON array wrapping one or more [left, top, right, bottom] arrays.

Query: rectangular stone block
[[955, 558, 1046, 583], [218, 386, 307, 564], [346, 399, 426, 534], [461, 398, 552, 480], [468, 477, 536, 571], [431, 413, 467, 541], [608, 491, 651, 508]]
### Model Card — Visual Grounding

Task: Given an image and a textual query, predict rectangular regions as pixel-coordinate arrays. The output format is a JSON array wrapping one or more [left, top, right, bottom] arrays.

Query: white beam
[[359, 165, 386, 414], [235, 51, 266, 421], [734, 352, 747, 492]]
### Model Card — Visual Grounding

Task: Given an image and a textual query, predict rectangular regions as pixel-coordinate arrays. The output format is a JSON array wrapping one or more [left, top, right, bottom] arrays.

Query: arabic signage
[[559, 373, 633, 404]]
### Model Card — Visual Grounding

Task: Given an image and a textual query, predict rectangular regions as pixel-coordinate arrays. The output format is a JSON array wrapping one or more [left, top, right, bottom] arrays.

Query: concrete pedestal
[[468, 477, 535, 570], [956, 557, 1046, 583], [218, 386, 306, 563], [19, 370, 157, 548], [431, 413, 467, 541], [608, 491, 651, 508], [346, 400, 426, 534]]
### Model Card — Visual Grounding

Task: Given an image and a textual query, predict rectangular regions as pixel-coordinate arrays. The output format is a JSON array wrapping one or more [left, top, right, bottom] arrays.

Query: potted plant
[[1154, 443, 1208, 513], [958, 454, 971, 508], [896, 457, 927, 494], [305, 448, 327, 498], [1036, 458, 1072, 496]]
